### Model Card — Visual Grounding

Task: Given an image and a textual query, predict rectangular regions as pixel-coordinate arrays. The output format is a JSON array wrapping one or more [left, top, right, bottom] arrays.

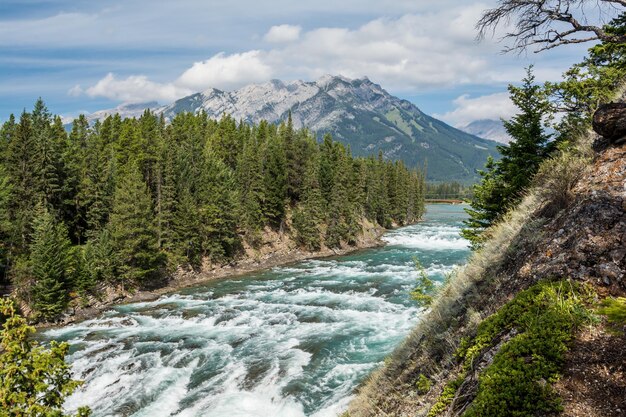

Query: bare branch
[[476, 0, 626, 53]]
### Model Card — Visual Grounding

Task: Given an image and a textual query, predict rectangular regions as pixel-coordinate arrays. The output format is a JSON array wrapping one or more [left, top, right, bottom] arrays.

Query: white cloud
[[176, 51, 273, 91], [68, 4, 584, 105], [435, 92, 517, 127], [264, 24, 301, 43], [81, 73, 192, 103]]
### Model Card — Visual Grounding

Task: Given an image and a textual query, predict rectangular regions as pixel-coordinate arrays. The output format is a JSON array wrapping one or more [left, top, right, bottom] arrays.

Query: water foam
[[45, 205, 470, 417]]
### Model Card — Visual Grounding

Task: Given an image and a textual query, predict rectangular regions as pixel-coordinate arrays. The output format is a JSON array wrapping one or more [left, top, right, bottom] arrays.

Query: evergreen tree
[[462, 67, 553, 248], [292, 155, 324, 250], [261, 133, 287, 226], [0, 166, 13, 282], [109, 165, 164, 286], [197, 150, 239, 261], [236, 136, 264, 245], [30, 207, 73, 320]]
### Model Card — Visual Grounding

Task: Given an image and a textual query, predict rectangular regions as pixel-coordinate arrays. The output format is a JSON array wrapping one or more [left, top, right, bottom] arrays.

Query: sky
[[0, 0, 597, 127]]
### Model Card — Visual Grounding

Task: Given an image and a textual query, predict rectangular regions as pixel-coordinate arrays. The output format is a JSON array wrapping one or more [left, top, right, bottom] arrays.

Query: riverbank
[[42, 204, 470, 417], [39, 218, 389, 328]]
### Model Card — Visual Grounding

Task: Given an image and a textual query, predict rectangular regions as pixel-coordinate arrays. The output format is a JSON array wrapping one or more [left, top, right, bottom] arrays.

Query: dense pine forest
[[0, 103, 425, 320]]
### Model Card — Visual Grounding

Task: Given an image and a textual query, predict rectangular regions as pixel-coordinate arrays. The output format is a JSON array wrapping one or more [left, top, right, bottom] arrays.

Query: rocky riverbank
[[37, 218, 388, 328]]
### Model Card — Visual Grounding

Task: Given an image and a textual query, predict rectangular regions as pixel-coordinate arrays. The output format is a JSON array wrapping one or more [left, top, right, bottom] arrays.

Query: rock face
[[80, 75, 500, 182], [592, 102, 626, 144]]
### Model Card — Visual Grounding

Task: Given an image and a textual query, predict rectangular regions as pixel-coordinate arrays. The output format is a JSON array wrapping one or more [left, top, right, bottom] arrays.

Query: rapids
[[42, 204, 470, 417]]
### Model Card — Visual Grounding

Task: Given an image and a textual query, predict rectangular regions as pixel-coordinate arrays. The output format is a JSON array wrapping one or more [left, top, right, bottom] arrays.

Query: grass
[[598, 297, 626, 334]]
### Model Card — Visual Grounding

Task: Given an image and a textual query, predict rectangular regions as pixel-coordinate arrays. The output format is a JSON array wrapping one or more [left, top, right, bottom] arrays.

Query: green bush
[[428, 280, 593, 417], [416, 373, 432, 395]]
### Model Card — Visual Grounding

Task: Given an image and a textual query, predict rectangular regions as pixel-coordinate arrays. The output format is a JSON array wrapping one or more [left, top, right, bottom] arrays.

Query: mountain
[[85, 76, 500, 182], [85, 101, 160, 122], [460, 119, 511, 144]]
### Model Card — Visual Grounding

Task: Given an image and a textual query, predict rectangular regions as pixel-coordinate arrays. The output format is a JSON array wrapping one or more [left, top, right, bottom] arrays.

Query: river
[[43, 204, 470, 417]]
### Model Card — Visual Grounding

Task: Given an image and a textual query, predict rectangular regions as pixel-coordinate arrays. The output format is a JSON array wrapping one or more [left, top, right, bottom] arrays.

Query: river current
[[43, 204, 470, 417]]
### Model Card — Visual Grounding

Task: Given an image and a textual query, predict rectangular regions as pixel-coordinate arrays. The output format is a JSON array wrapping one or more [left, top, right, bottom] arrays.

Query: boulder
[[592, 102, 626, 144]]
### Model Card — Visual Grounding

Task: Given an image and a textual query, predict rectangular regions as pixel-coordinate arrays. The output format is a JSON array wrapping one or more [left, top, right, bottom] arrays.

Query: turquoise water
[[43, 204, 470, 417]]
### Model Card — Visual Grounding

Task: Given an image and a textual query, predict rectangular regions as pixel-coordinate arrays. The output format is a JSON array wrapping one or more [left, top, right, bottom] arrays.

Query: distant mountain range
[[460, 119, 511, 144], [82, 75, 500, 182]]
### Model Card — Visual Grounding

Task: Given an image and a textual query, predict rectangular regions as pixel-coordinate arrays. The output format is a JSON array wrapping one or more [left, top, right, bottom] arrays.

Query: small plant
[[410, 258, 436, 307], [598, 297, 626, 334], [416, 373, 432, 395], [427, 375, 465, 417]]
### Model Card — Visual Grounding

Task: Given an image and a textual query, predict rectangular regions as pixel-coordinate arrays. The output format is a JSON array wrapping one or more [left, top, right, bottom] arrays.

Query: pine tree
[[109, 164, 164, 286], [462, 67, 553, 248], [30, 207, 73, 320], [236, 136, 264, 245], [197, 150, 239, 261], [261, 133, 287, 226], [0, 166, 13, 283], [292, 155, 324, 250], [6, 111, 38, 251]]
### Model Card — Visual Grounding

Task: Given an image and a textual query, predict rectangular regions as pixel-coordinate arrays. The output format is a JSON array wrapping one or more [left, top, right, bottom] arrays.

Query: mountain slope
[[460, 119, 511, 144], [346, 94, 626, 417], [86, 76, 500, 182]]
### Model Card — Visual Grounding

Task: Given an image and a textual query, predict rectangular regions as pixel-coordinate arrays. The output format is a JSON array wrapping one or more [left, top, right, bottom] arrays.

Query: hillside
[[346, 94, 626, 416], [85, 76, 499, 182]]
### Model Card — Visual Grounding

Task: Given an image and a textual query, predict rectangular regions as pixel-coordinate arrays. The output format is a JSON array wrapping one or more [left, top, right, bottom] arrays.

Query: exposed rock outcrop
[[593, 102, 626, 144]]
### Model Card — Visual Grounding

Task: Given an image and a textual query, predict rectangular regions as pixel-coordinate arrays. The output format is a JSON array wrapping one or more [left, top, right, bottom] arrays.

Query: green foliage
[[415, 373, 432, 395], [462, 67, 554, 248], [0, 298, 91, 417], [545, 13, 626, 140], [30, 208, 73, 321], [427, 375, 464, 417], [410, 258, 436, 307], [292, 157, 324, 251], [0, 100, 425, 316], [597, 297, 626, 334], [109, 165, 164, 285], [429, 281, 592, 417]]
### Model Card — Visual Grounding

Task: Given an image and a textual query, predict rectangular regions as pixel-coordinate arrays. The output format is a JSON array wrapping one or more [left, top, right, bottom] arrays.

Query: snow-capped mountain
[[81, 76, 499, 182], [460, 119, 511, 144]]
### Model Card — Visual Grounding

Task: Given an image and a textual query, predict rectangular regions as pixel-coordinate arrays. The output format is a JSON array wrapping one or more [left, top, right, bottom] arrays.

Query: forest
[[0, 107, 425, 320]]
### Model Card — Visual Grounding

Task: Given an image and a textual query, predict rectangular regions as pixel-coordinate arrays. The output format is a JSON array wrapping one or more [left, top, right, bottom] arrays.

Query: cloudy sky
[[0, 0, 594, 127]]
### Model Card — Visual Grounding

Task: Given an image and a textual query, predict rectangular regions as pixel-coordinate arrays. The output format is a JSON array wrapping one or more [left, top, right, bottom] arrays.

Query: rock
[[592, 103, 626, 144]]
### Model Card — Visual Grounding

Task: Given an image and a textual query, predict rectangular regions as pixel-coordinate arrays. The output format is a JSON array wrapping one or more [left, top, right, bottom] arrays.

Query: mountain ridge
[[82, 75, 499, 182]]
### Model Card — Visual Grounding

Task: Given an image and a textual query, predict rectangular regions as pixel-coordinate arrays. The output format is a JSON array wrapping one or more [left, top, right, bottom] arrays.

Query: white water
[[43, 205, 470, 417]]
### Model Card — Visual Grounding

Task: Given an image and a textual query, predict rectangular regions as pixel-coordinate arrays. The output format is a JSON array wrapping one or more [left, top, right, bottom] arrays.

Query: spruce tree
[[292, 155, 324, 250], [30, 207, 73, 320], [109, 164, 164, 286], [0, 166, 13, 283], [236, 136, 264, 245], [261, 133, 287, 227], [462, 67, 553, 248]]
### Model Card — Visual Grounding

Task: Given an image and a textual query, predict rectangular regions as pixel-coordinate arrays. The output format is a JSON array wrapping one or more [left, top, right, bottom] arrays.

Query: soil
[[555, 323, 626, 417]]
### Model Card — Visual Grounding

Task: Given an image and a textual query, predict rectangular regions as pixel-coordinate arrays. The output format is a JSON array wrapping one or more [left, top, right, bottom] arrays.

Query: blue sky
[[0, 0, 595, 126]]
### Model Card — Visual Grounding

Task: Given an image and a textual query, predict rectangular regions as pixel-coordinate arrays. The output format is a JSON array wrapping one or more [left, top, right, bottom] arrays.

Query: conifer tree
[[0, 166, 13, 282], [30, 207, 73, 320], [109, 164, 164, 286], [261, 134, 287, 226], [462, 67, 553, 248], [292, 155, 324, 250], [236, 136, 264, 245], [197, 150, 239, 261]]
